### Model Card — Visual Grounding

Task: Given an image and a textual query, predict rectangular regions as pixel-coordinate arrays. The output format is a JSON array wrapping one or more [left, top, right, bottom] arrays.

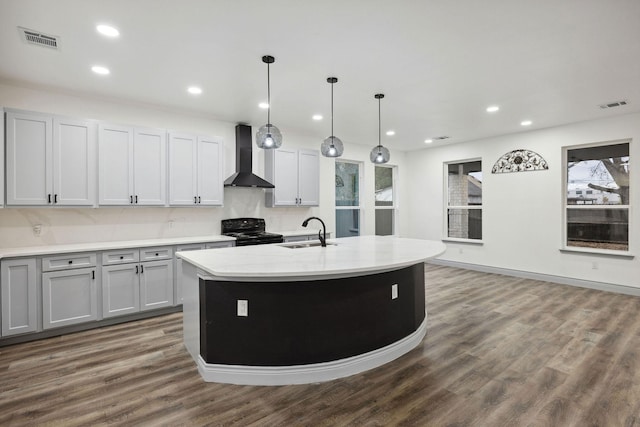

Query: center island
[[178, 235, 446, 385]]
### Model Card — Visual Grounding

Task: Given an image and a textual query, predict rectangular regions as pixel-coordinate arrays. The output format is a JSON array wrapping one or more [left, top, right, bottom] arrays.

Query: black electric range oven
[[221, 218, 284, 246]]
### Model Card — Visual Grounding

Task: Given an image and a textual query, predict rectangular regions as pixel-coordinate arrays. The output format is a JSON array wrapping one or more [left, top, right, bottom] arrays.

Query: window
[[564, 141, 630, 251], [375, 165, 396, 236], [445, 160, 482, 240], [335, 161, 362, 237]]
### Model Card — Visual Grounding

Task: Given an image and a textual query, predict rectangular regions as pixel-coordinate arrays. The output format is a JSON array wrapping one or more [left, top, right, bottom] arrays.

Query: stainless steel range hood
[[224, 124, 275, 188]]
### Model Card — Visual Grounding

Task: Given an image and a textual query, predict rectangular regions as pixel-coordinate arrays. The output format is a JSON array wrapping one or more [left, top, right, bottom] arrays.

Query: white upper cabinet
[[53, 117, 97, 205], [6, 110, 96, 206], [168, 132, 223, 206], [98, 124, 166, 206], [265, 148, 319, 207]]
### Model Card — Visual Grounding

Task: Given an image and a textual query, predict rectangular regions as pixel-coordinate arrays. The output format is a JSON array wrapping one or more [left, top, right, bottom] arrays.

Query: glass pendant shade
[[257, 55, 281, 149], [321, 77, 343, 158], [321, 135, 344, 157], [256, 123, 283, 149], [370, 93, 390, 164], [370, 145, 390, 163]]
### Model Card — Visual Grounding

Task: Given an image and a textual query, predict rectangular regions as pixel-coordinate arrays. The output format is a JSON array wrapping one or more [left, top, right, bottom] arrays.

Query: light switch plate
[[392, 284, 398, 300], [237, 299, 248, 316]]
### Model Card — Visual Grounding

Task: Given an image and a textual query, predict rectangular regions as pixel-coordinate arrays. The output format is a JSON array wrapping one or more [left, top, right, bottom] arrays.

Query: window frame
[[561, 139, 632, 257], [443, 158, 483, 243], [374, 164, 398, 236], [335, 159, 364, 238]]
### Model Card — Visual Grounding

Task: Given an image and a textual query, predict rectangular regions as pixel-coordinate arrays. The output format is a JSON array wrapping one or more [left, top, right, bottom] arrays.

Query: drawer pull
[[155, 253, 159, 256], [120, 256, 124, 260], [68, 260, 73, 264]]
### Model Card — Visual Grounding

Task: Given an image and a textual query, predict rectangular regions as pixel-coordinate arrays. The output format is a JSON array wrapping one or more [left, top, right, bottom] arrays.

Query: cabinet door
[[1, 109, 5, 208], [6, 111, 53, 205], [102, 264, 139, 317], [133, 128, 167, 206], [269, 148, 299, 206], [140, 260, 174, 311], [297, 149, 320, 206], [42, 267, 97, 329], [197, 136, 223, 206], [99, 123, 134, 205], [168, 132, 198, 206], [1, 259, 37, 336], [53, 117, 96, 206]]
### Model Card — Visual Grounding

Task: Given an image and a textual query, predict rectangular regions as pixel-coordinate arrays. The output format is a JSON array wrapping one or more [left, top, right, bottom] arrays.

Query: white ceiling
[[1, 0, 639, 151]]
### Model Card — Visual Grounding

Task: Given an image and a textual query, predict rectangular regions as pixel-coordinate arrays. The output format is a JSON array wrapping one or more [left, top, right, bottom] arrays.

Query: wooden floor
[[2, 264, 640, 426]]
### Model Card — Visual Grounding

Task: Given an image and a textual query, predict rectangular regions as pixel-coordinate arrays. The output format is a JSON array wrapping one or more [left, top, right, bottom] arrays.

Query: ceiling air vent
[[599, 100, 628, 109], [18, 27, 59, 49]]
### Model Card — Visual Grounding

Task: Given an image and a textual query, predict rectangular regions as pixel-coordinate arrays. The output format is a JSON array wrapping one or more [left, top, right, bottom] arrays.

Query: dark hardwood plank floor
[[2, 264, 640, 426]]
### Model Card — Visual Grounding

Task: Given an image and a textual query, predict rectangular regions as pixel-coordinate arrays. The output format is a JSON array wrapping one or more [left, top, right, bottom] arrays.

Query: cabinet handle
[[135, 195, 138, 204], [194, 196, 197, 204], [130, 195, 134, 204], [198, 196, 201, 204], [120, 256, 124, 260], [140, 264, 144, 274], [68, 260, 73, 264], [48, 194, 52, 204], [92, 270, 95, 280], [54, 194, 58, 204], [135, 265, 139, 274], [155, 253, 159, 257]]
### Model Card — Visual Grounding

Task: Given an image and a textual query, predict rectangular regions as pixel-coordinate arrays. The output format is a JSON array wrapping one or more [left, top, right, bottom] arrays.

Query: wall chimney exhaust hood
[[224, 124, 275, 188]]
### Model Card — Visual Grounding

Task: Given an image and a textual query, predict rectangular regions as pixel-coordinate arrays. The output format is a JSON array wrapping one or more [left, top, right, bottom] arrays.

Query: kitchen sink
[[280, 242, 337, 249]]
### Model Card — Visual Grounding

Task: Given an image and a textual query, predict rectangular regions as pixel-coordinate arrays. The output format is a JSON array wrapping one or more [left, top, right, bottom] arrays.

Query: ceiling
[[1, 0, 639, 151]]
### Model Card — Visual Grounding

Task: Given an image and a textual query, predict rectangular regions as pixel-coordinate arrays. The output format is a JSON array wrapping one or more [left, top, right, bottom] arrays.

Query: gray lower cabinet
[[139, 259, 173, 311], [102, 263, 139, 318], [1, 258, 37, 336], [42, 267, 97, 329], [101, 247, 174, 318]]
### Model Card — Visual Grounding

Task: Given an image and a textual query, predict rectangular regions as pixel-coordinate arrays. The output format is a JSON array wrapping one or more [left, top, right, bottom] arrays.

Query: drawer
[[176, 244, 205, 253], [102, 249, 139, 265], [42, 252, 97, 272], [140, 246, 173, 261], [205, 241, 234, 249]]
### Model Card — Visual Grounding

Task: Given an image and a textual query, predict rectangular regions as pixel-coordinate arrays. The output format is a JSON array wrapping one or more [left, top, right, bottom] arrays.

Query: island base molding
[[195, 317, 427, 385]]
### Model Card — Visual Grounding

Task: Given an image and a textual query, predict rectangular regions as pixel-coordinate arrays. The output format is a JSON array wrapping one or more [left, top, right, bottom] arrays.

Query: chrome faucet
[[302, 217, 327, 247]]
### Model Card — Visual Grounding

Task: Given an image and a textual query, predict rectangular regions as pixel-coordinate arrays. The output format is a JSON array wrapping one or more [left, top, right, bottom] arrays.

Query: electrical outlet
[[592, 262, 598, 270], [33, 224, 42, 236], [392, 284, 398, 300], [237, 300, 248, 317]]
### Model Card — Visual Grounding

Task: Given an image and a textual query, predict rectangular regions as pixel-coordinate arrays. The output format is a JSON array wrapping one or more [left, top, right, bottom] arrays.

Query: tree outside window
[[565, 141, 630, 251]]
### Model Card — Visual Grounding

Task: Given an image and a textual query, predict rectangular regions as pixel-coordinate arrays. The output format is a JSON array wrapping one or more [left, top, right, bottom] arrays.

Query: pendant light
[[256, 55, 282, 149], [370, 93, 390, 164], [320, 77, 344, 157]]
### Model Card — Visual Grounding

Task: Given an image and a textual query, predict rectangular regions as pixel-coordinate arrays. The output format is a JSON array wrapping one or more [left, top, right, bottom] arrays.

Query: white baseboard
[[196, 316, 427, 385], [428, 259, 640, 297]]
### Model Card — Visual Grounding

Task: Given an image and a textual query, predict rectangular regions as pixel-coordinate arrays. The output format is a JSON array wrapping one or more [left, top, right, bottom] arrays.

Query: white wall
[[406, 112, 640, 288], [0, 81, 408, 248]]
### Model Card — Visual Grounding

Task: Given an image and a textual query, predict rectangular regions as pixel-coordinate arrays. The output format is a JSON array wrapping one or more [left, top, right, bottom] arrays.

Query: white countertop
[[0, 235, 236, 259], [178, 235, 446, 281]]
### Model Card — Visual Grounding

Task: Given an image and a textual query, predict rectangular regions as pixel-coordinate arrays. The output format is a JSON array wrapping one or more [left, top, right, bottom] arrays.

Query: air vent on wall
[[18, 27, 59, 49], [599, 100, 628, 109]]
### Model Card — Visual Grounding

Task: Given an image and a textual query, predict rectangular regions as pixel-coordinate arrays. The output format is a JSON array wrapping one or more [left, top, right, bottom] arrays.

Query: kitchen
[[1, 0, 640, 425]]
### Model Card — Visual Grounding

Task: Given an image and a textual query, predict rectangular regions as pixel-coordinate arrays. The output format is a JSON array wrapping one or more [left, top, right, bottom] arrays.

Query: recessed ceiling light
[[96, 24, 119, 38], [91, 65, 110, 75], [424, 139, 433, 144], [386, 130, 395, 136], [520, 120, 532, 126], [312, 114, 323, 121], [187, 86, 202, 95], [258, 102, 269, 109], [486, 105, 500, 113]]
